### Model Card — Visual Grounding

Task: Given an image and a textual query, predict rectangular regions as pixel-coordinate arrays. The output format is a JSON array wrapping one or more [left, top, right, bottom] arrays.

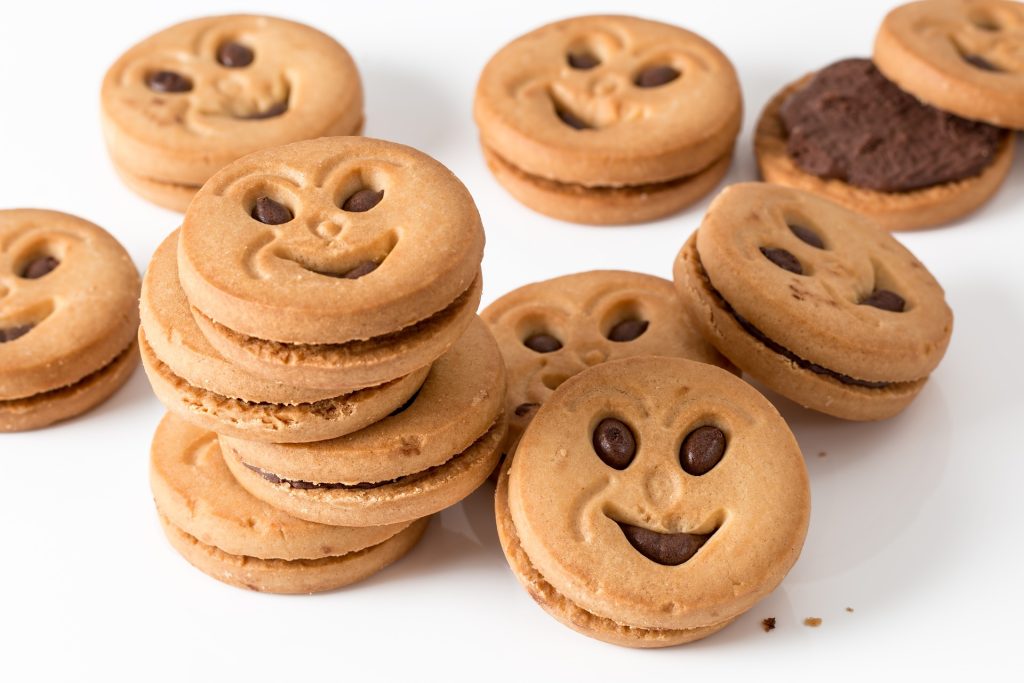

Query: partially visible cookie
[[474, 15, 741, 224], [218, 318, 507, 527], [674, 182, 954, 420], [139, 232, 428, 443], [1, 210, 139, 431], [755, 60, 1014, 231], [481, 270, 734, 459], [151, 414, 427, 594], [498, 357, 810, 647], [101, 15, 364, 211], [874, 0, 1024, 129]]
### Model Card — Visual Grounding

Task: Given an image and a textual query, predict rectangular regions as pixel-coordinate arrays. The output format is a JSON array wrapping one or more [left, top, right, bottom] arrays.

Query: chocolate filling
[[780, 58, 1007, 192], [693, 247, 896, 389]]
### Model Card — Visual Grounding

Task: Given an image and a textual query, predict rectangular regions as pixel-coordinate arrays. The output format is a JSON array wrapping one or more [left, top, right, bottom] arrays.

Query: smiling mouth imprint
[[614, 520, 718, 566]]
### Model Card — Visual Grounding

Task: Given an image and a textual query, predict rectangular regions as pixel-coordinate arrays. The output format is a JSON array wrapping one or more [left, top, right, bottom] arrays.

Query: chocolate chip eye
[[146, 70, 192, 93], [788, 223, 825, 249], [342, 261, 378, 280], [245, 101, 289, 119], [523, 333, 562, 353], [860, 289, 905, 312], [607, 318, 649, 342], [635, 65, 680, 88], [251, 196, 293, 225], [760, 247, 803, 275], [680, 426, 726, 476], [567, 52, 600, 69], [0, 323, 34, 343], [961, 54, 1002, 72], [20, 256, 60, 279], [592, 417, 636, 469], [514, 402, 540, 417], [217, 42, 254, 68], [342, 189, 384, 212]]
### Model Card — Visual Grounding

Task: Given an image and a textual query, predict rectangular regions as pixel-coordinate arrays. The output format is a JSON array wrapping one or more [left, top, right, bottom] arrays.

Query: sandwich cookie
[[755, 58, 1014, 231], [152, 414, 427, 594], [474, 15, 741, 224], [674, 182, 954, 421], [102, 14, 363, 211], [1, 210, 139, 431], [140, 232, 428, 443], [178, 136, 484, 389], [482, 270, 734, 460], [497, 357, 809, 647], [219, 318, 507, 527]]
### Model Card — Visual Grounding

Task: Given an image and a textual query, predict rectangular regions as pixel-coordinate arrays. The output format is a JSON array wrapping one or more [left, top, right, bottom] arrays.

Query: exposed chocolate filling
[[245, 463, 389, 490], [693, 247, 895, 389], [780, 58, 1006, 192]]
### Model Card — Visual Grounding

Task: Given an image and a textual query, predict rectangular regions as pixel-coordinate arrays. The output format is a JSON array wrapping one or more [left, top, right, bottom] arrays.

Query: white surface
[[1, 1, 1022, 680]]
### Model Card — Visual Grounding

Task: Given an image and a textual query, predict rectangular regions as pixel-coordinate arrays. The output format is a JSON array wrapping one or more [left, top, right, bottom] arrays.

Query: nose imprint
[[580, 349, 607, 366], [644, 466, 682, 509], [593, 75, 620, 97]]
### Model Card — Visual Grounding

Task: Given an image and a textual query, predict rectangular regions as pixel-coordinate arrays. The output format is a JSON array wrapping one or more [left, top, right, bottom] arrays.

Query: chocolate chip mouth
[[612, 518, 718, 566], [691, 245, 899, 389]]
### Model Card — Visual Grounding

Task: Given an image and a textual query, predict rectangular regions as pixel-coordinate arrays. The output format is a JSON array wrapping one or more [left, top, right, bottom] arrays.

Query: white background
[[1, 1, 1022, 680]]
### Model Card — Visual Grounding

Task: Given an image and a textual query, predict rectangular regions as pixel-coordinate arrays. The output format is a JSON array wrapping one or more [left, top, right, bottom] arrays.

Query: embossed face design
[[508, 358, 809, 622], [912, 0, 1024, 74], [482, 272, 726, 452], [0, 218, 72, 343], [695, 183, 952, 381], [102, 15, 362, 147]]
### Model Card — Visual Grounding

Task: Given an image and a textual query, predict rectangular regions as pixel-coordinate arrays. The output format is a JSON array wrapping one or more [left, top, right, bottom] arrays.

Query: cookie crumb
[[817, 451, 827, 458], [761, 617, 776, 632], [804, 617, 822, 627], [846, 607, 854, 613]]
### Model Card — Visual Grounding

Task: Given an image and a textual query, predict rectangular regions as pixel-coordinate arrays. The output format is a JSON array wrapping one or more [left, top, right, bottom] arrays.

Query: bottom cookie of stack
[[151, 413, 427, 594]]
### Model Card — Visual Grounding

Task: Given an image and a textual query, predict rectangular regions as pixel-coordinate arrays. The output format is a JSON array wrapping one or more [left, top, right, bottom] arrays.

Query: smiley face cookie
[[497, 357, 809, 647], [102, 15, 364, 211], [482, 270, 734, 460], [874, 0, 1024, 129], [151, 414, 427, 593], [1, 210, 139, 431], [178, 136, 483, 390], [674, 183, 954, 420], [219, 318, 506, 527], [474, 15, 741, 224], [140, 232, 428, 443]]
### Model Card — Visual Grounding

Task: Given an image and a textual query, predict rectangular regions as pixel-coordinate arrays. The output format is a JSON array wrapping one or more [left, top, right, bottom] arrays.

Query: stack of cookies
[[140, 136, 506, 593]]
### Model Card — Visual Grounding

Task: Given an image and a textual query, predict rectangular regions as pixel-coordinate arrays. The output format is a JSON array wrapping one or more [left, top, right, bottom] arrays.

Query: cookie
[[1, 209, 139, 431], [218, 318, 507, 527], [101, 15, 363, 211], [152, 414, 427, 594], [755, 60, 1015, 231], [674, 182, 954, 421], [139, 232, 428, 443], [497, 357, 809, 647], [481, 270, 735, 459], [874, 0, 1024, 129], [474, 15, 741, 224], [177, 136, 484, 389]]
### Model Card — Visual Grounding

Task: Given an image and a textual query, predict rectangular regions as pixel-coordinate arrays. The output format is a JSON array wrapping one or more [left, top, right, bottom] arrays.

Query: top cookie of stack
[[176, 136, 484, 395]]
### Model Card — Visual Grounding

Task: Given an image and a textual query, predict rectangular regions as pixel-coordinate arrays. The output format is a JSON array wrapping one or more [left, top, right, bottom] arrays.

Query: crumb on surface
[[846, 607, 854, 613], [817, 451, 827, 458], [804, 617, 822, 627], [761, 617, 776, 632]]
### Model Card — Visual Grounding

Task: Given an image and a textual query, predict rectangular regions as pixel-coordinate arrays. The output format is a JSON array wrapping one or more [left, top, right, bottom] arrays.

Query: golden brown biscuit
[[874, 0, 1024, 129], [674, 183, 953, 420], [481, 270, 734, 460], [755, 72, 1015, 231], [101, 15, 364, 210], [474, 15, 741, 224], [0, 210, 139, 431], [499, 357, 809, 647]]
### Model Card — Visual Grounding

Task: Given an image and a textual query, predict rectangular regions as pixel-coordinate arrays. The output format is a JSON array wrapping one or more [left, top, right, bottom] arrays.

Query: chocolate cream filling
[[692, 247, 900, 389], [780, 58, 1008, 192]]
